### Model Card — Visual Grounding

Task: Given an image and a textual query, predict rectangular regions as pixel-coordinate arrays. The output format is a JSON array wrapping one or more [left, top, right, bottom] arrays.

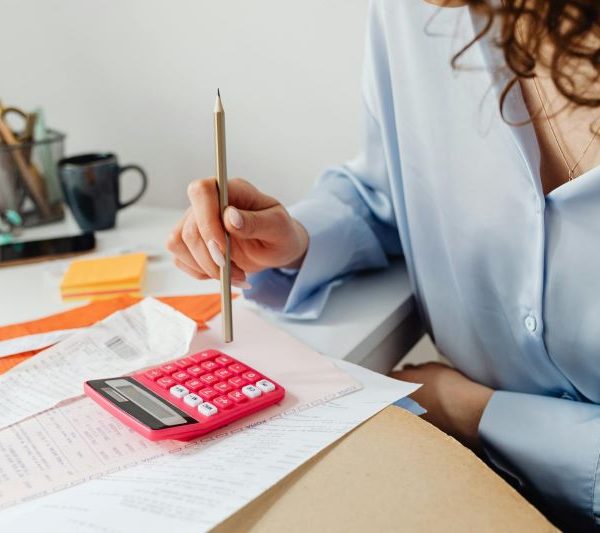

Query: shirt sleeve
[[245, 2, 401, 319], [479, 391, 600, 529]]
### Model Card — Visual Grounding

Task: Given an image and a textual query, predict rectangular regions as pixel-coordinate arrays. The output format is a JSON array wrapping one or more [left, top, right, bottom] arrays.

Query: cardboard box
[[215, 406, 555, 532]]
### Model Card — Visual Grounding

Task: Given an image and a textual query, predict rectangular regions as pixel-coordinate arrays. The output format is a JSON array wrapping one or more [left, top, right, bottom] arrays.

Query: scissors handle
[[0, 106, 35, 143]]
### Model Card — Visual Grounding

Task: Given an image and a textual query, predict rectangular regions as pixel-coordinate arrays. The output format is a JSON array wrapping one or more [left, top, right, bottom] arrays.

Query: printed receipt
[[0, 298, 196, 429], [0, 361, 418, 531]]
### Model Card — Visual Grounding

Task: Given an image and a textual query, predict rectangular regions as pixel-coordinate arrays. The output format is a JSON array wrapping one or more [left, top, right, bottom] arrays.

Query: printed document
[[0, 360, 418, 532], [0, 298, 197, 429], [0, 304, 361, 509]]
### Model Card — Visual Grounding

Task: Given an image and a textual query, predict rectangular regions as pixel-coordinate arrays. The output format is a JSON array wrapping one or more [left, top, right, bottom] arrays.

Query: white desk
[[0, 206, 421, 371]]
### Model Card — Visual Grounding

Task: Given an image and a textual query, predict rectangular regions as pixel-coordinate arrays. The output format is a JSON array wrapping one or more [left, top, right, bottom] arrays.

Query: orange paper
[[0, 294, 223, 375]]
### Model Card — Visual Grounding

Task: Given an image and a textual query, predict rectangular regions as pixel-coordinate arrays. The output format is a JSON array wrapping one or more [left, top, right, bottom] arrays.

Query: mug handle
[[117, 165, 148, 209]]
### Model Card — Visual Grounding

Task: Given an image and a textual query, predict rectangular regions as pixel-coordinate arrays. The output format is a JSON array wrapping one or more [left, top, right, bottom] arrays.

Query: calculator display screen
[[116, 384, 176, 420], [106, 379, 188, 427]]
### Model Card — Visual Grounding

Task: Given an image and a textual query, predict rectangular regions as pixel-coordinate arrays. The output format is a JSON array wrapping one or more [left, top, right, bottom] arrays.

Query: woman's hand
[[391, 362, 494, 451], [167, 178, 309, 287]]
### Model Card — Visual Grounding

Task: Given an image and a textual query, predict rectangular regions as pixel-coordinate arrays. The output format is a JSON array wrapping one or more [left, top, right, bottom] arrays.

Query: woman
[[168, 0, 600, 528]]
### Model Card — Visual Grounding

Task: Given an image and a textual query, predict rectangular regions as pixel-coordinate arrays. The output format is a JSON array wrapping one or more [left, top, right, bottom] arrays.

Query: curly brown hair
[[453, 0, 600, 110]]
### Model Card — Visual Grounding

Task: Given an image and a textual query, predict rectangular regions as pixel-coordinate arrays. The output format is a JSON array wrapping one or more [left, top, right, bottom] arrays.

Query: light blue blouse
[[246, 0, 600, 527]]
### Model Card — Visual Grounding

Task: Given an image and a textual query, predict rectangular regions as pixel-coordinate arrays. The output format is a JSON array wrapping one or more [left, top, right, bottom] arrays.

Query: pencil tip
[[217, 88, 220, 98]]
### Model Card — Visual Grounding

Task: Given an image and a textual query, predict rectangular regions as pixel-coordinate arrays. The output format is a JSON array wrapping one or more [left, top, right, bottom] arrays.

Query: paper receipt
[[0, 298, 196, 429]]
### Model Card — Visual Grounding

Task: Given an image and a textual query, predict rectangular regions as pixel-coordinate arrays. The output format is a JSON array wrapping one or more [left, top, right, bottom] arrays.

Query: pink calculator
[[84, 349, 285, 441]]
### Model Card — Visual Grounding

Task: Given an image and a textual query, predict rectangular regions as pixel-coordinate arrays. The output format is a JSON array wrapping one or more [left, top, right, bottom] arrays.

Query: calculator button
[[191, 350, 218, 362], [172, 371, 190, 383], [157, 377, 176, 389], [185, 378, 203, 391], [144, 369, 164, 380], [215, 355, 233, 365], [160, 364, 179, 374], [200, 361, 219, 372], [187, 366, 205, 377], [170, 385, 189, 398], [214, 368, 232, 380], [200, 373, 218, 385], [198, 387, 218, 401], [174, 357, 195, 369], [183, 393, 202, 407], [213, 396, 234, 410], [228, 390, 247, 403], [241, 385, 262, 399], [228, 376, 248, 388], [242, 371, 261, 382], [198, 402, 218, 417], [256, 379, 276, 393], [228, 363, 247, 374], [214, 381, 232, 393]]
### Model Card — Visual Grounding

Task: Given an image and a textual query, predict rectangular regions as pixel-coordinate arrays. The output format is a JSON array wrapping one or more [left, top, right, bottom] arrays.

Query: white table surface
[[0, 206, 417, 367]]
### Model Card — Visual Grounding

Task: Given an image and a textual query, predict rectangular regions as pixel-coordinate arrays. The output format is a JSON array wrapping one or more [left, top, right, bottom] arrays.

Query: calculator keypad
[[241, 385, 261, 399], [134, 350, 283, 430], [170, 384, 189, 398], [198, 402, 218, 417], [157, 376, 176, 389], [183, 393, 202, 407]]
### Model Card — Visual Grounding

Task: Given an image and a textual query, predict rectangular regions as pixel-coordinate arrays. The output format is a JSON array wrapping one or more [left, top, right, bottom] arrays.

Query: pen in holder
[[0, 104, 65, 227]]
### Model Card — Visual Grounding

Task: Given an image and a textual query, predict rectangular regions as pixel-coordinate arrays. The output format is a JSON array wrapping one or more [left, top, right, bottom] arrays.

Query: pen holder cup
[[0, 129, 66, 227]]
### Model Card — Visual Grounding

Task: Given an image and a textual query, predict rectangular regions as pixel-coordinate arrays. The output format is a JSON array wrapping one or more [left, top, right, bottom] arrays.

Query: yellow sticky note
[[60, 253, 147, 300]]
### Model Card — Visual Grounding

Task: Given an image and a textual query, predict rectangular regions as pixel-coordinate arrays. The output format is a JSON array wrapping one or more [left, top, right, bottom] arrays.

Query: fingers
[[227, 178, 278, 211], [170, 176, 287, 281], [174, 259, 209, 280], [167, 209, 202, 273], [187, 178, 227, 267], [224, 204, 290, 243], [174, 258, 250, 289], [167, 209, 247, 282], [181, 213, 220, 279]]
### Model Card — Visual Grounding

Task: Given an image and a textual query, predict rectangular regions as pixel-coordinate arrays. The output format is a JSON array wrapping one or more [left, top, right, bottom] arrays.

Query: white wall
[[1, 0, 367, 208]]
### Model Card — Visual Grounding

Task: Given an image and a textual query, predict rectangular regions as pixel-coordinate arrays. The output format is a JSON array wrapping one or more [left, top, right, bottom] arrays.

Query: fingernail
[[227, 207, 243, 229], [232, 280, 252, 290], [207, 240, 225, 267]]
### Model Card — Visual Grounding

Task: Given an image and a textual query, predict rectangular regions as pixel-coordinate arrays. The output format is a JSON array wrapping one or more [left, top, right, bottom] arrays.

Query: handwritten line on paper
[[0, 298, 197, 430]]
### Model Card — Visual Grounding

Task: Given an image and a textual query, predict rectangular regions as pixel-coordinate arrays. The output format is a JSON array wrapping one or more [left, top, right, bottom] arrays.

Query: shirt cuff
[[245, 195, 389, 320], [479, 390, 600, 524]]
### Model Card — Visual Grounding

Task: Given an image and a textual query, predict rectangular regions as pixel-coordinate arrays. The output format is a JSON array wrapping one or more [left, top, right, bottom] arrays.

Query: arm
[[480, 391, 600, 530], [246, 4, 401, 318], [167, 1, 401, 319]]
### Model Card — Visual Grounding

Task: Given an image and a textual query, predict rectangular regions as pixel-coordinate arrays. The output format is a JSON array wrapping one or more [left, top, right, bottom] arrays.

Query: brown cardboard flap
[[214, 406, 555, 532]]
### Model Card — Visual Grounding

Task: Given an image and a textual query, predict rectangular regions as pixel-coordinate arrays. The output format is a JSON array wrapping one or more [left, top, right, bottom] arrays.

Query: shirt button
[[524, 315, 537, 332]]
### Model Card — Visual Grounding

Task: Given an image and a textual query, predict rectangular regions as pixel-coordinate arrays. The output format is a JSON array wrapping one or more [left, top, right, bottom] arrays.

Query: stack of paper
[[60, 252, 147, 301], [0, 299, 419, 532]]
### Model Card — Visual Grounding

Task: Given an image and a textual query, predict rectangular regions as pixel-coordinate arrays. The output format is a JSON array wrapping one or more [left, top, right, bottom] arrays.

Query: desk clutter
[[0, 100, 65, 230], [0, 98, 148, 266], [0, 298, 417, 531]]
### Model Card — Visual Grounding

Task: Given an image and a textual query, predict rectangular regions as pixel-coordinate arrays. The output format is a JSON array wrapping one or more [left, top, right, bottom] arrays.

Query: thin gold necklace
[[530, 75, 600, 181]]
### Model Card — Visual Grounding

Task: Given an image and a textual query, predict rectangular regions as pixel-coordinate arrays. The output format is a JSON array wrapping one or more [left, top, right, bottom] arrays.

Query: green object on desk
[[4, 209, 22, 227]]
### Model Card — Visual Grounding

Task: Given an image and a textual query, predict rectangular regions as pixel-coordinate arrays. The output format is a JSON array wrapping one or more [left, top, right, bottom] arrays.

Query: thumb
[[224, 205, 288, 242]]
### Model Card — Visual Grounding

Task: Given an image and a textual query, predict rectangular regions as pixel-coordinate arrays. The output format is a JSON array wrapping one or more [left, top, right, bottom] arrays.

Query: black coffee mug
[[58, 153, 147, 231]]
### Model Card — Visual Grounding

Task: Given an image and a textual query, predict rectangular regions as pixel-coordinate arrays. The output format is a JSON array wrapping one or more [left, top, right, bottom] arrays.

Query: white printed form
[[0, 304, 362, 510], [0, 361, 419, 532], [0, 298, 197, 429]]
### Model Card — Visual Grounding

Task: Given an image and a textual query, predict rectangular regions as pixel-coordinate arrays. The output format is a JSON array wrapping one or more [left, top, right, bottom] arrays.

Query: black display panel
[[86, 377, 196, 430]]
